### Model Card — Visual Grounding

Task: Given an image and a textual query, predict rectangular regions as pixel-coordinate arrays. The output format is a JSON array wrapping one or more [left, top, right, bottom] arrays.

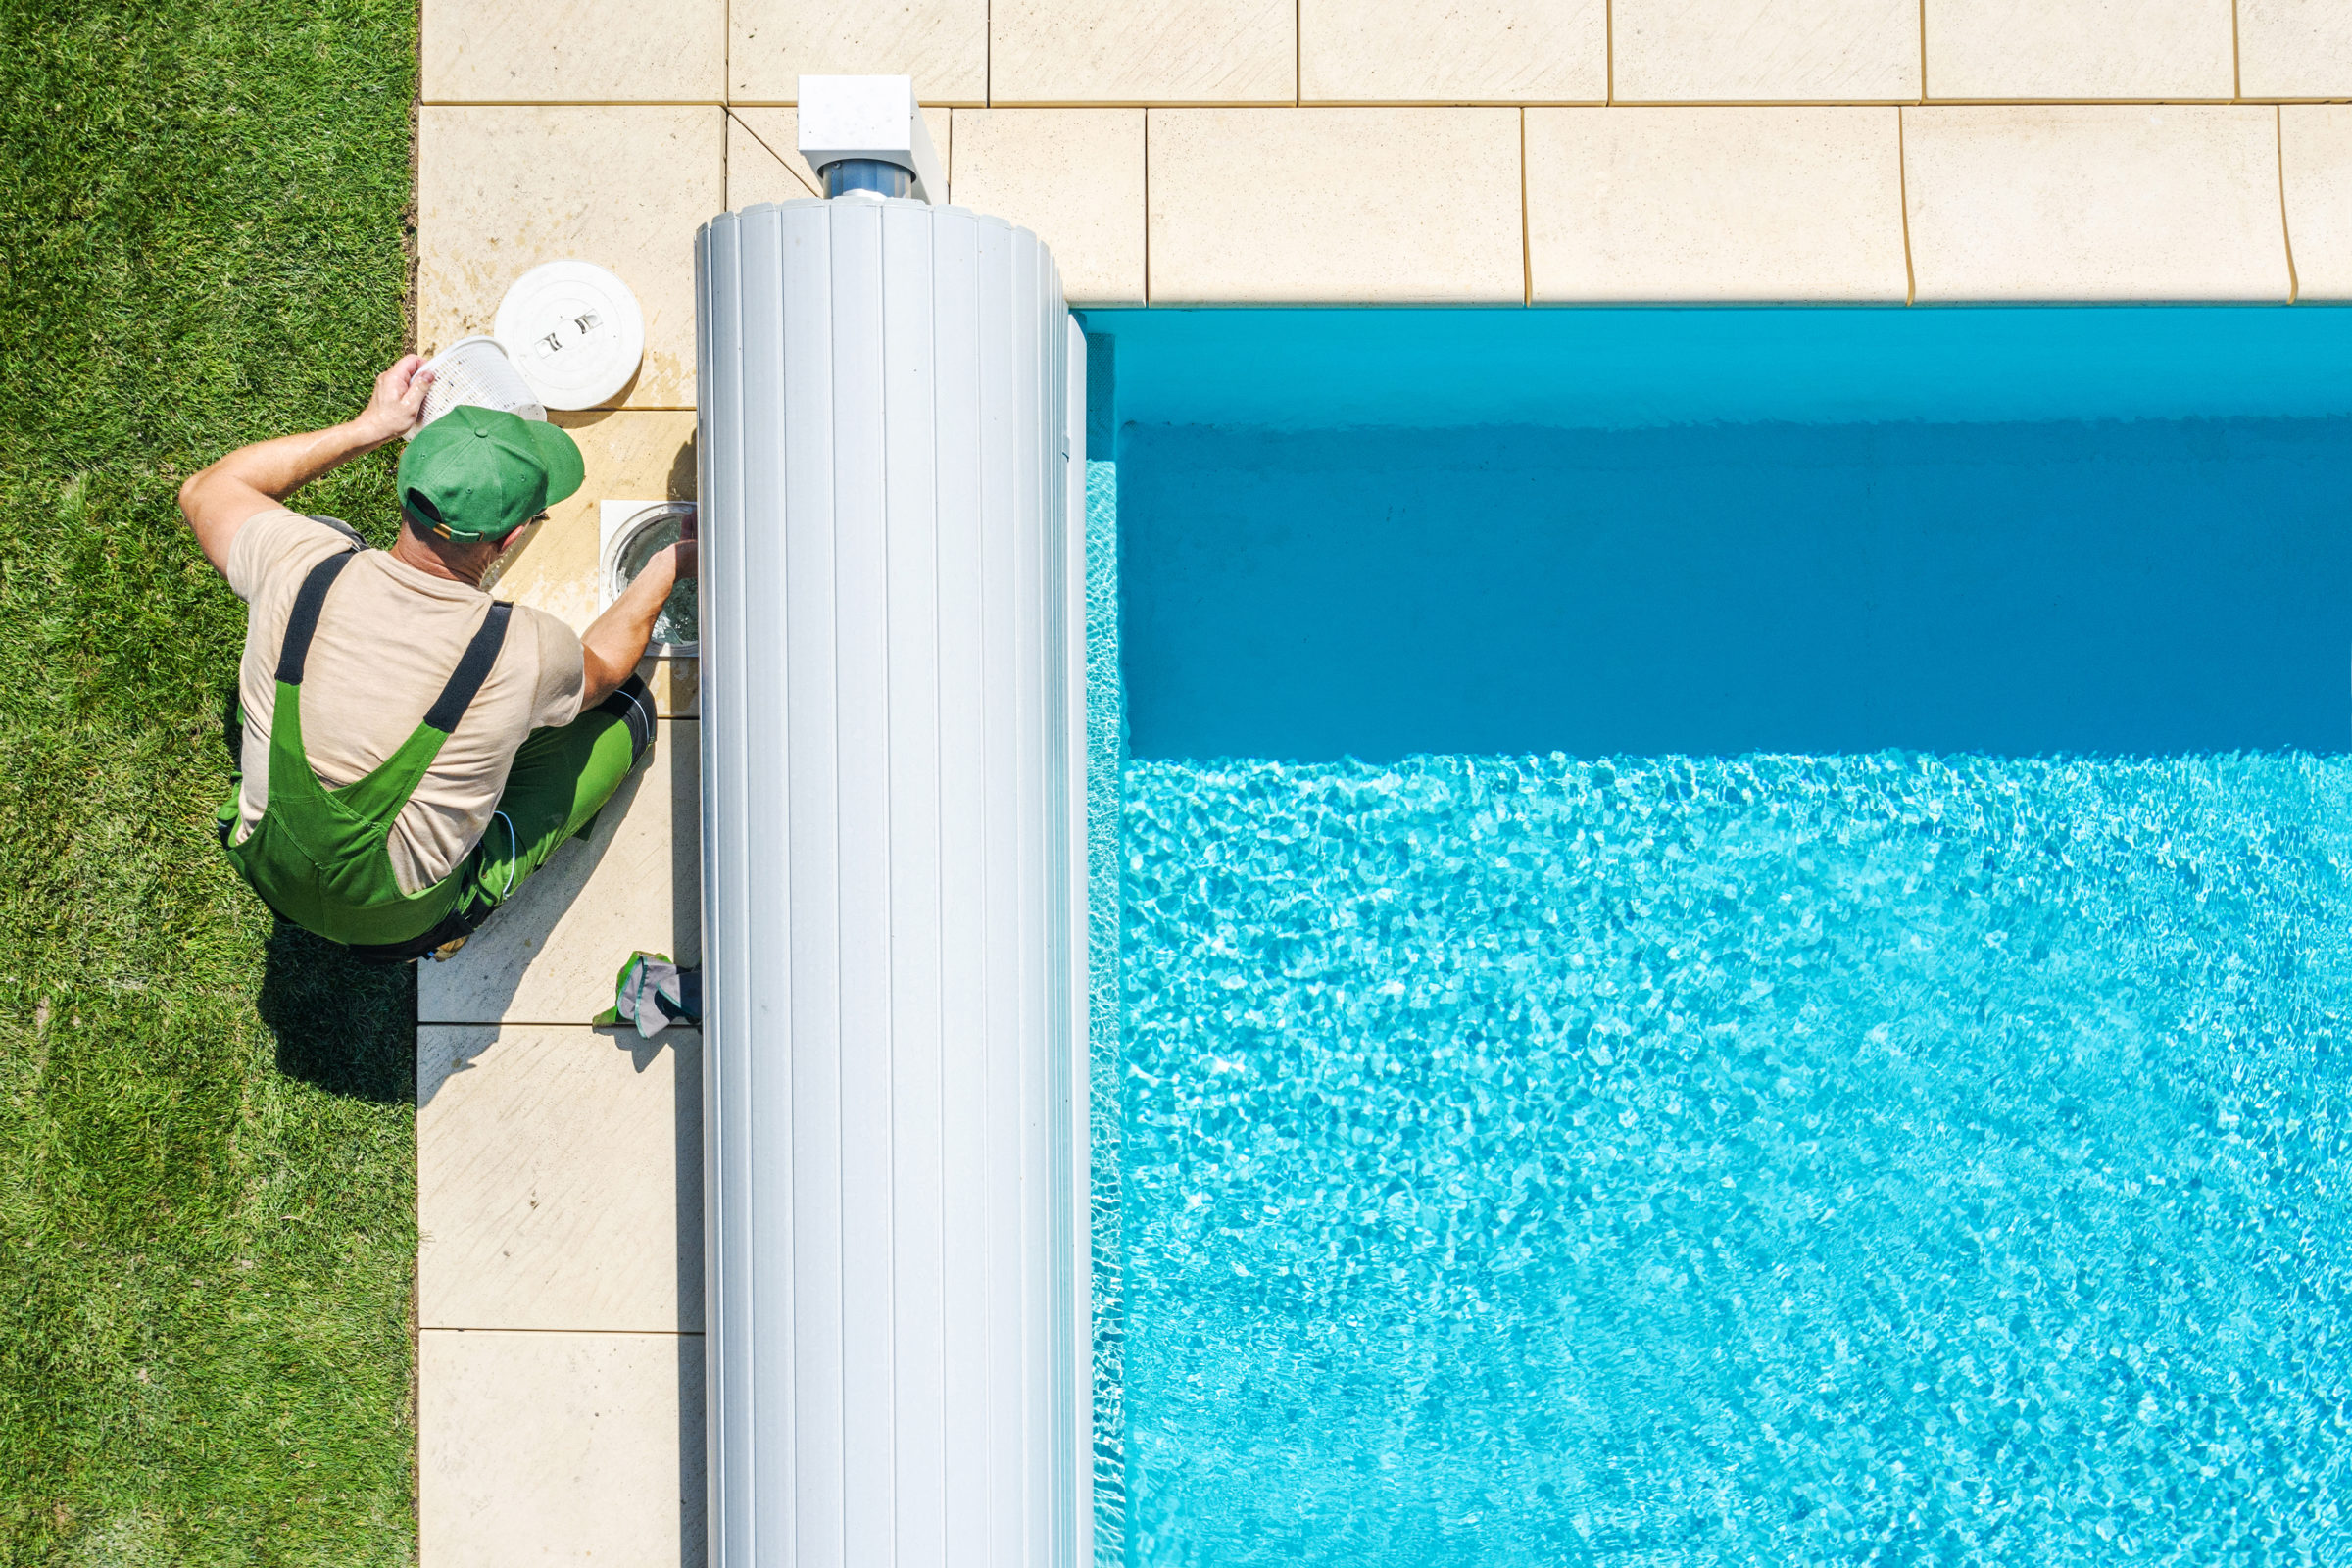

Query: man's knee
[[594, 672, 655, 767]]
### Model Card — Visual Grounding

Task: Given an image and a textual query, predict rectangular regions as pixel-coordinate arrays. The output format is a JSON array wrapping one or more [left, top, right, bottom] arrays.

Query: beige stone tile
[[420, 1328, 703, 1567], [1298, 0, 1605, 103], [725, 106, 952, 208], [483, 410, 701, 716], [1902, 106, 2291, 301], [416, 107, 719, 412], [418, 1025, 701, 1333], [418, 718, 701, 1026], [1614, 0, 1921, 102], [1148, 108, 1523, 302], [2283, 107, 2352, 299], [1921, 0, 2234, 100], [992, 0, 1295, 105], [2241, 0, 2352, 100], [1527, 108, 1906, 300], [633, 658, 700, 718], [490, 411, 696, 633], [947, 110, 1145, 304], [729, 0, 985, 104], [421, 0, 722, 103], [726, 110, 820, 206]]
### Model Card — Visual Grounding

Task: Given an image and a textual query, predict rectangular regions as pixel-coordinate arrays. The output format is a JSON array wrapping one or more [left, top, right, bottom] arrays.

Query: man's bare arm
[[580, 539, 697, 709], [177, 355, 434, 575]]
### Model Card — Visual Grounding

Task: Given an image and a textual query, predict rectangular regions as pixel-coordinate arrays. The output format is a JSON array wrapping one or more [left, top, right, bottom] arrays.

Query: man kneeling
[[178, 354, 693, 962]]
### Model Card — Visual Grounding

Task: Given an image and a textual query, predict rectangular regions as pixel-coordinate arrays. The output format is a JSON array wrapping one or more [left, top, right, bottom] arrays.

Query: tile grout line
[[425, 1335, 710, 1345], [1896, 107, 1918, 306], [2278, 105, 2300, 303], [409, 6, 427, 1536], [416, 98, 730, 107], [2232, 0, 2243, 100], [1918, 0, 1929, 102], [728, 106, 820, 198], [1143, 110, 1152, 305], [1519, 109, 1532, 306]]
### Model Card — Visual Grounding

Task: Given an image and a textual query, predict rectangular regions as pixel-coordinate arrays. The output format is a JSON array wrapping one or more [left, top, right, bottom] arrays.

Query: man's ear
[[495, 524, 527, 551]]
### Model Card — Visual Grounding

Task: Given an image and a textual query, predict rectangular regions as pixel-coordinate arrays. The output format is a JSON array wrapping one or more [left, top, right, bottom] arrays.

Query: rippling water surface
[[1121, 753, 2352, 1565]]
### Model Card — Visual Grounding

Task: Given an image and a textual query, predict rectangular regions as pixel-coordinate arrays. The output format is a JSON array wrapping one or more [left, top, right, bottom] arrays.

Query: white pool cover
[[694, 195, 1090, 1564]]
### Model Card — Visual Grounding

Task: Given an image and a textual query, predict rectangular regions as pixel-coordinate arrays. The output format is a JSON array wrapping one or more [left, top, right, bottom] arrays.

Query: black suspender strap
[[273, 547, 512, 731], [421, 601, 514, 733], [275, 550, 359, 685]]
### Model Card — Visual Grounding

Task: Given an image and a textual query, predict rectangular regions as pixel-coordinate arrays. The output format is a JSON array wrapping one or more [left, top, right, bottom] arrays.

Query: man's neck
[[390, 528, 488, 586]]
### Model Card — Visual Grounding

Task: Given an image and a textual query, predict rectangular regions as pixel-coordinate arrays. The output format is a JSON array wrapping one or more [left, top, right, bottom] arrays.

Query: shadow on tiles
[[257, 921, 416, 1103], [422, 759, 658, 1023], [676, 1329, 709, 1564]]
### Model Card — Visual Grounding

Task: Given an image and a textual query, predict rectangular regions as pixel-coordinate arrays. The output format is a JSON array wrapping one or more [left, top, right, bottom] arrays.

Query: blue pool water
[[1084, 310, 2352, 1564]]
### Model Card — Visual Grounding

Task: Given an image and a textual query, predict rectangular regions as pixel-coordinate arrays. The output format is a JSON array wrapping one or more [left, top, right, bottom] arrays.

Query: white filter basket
[[416, 336, 547, 429]]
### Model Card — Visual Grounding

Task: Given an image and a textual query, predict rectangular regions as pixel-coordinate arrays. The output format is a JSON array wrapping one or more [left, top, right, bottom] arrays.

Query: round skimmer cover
[[493, 261, 645, 411]]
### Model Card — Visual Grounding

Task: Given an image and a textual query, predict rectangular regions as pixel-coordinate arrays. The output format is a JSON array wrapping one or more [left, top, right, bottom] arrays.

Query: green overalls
[[220, 547, 514, 950], [220, 543, 659, 961]]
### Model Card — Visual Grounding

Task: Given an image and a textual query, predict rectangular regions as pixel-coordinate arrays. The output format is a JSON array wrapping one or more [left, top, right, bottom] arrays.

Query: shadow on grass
[[216, 686, 414, 1104], [257, 921, 416, 1104]]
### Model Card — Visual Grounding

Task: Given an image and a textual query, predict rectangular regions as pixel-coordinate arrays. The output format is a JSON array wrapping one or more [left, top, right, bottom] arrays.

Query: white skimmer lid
[[493, 260, 645, 411]]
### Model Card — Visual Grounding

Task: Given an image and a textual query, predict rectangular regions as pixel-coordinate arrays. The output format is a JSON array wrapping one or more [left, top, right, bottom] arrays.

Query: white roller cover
[[694, 196, 1090, 1566]]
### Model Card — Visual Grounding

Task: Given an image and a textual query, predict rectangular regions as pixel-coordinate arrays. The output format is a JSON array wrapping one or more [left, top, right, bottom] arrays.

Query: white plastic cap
[[796, 74, 945, 204], [493, 261, 646, 411]]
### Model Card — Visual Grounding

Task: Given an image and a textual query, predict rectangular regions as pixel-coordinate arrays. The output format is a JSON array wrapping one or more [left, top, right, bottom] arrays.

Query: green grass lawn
[[0, 1, 421, 1559]]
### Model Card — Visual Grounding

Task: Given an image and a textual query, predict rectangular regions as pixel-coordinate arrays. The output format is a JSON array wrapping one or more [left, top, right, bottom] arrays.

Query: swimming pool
[[1084, 309, 2352, 1565]]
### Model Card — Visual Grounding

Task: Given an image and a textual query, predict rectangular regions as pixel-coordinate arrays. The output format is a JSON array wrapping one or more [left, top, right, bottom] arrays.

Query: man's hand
[[178, 353, 435, 578], [351, 354, 435, 448], [581, 538, 698, 709]]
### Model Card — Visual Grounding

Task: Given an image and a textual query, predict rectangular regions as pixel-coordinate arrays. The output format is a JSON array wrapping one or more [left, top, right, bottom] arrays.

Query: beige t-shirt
[[226, 509, 587, 894]]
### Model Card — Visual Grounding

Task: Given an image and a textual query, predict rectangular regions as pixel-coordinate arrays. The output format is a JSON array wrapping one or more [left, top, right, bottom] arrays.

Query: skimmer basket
[[416, 335, 548, 429]]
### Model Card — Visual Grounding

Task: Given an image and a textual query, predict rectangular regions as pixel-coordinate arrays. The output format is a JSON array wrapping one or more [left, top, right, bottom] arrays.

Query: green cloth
[[445, 682, 651, 929]]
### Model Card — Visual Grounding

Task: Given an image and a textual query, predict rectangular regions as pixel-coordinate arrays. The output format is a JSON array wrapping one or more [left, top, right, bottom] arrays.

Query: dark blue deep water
[[1087, 310, 2352, 1565]]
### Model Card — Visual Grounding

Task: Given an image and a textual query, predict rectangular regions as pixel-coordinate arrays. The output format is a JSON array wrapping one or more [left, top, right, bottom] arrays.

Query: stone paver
[[729, 0, 986, 104], [1921, 0, 2235, 100], [1902, 105, 2293, 301], [1147, 107, 1524, 303], [419, 1025, 702, 1333], [416, 107, 718, 412], [1614, 0, 1920, 103], [420, 0, 724, 104], [990, 0, 1296, 105], [1527, 106, 1908, 301], [949, 109, 1146, 304], [419, 1328, 705, 1567], [2240, 0, 2352, 100], [1298, 0, 1605, 104], [2283, 106, 2352, 300]]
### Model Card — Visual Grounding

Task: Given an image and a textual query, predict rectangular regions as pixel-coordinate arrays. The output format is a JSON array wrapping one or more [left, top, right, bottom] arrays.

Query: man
[[177, 353, 694, 961]]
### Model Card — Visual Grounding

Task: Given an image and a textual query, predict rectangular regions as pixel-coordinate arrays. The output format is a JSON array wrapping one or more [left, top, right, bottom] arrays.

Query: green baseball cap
[[396, 406, 585, 541]]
